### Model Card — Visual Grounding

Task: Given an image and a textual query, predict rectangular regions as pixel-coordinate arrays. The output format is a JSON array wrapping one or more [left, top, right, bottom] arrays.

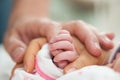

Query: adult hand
[[22, 30, 114, 74], [3, 17, 61, 63], [10, 38, 46, 79], [62, 20, 114, 57], [64, 36, 112, 73]]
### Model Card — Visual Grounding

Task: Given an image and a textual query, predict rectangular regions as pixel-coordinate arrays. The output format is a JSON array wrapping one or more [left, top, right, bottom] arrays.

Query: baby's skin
[[11, 30, 115, 77], [49, 30, 111, 73], [49, 30, 79, 68]]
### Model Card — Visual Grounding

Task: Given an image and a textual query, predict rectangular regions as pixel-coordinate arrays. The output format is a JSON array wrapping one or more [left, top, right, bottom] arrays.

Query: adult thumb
[[3, 32, 27, 63]]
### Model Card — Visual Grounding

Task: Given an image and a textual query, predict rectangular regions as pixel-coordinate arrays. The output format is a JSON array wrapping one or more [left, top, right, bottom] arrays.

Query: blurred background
[[0, 0, 120, 43], [0, 0, 12, 43], [50, 0, 120, 41]]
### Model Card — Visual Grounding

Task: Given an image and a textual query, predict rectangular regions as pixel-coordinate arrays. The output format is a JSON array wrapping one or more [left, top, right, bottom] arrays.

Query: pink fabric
[[35, 58, 55, 80], [11, 44, 120, 80]]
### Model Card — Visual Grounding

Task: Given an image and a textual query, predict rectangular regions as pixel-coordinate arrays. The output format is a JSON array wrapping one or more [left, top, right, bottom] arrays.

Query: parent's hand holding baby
[[4, 0, 113, 65], [20, 21, 114, 73], [3, 17, 61, 63]]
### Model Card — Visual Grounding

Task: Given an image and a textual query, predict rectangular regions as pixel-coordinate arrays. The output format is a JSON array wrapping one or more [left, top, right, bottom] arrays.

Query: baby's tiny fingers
[[55, 61, 69, 69], [53, 51, 78, 62], [49, 41, 74, 51], [50, 32, 72, 44], [51, 50, 63, 56], [58, 30, 70, 34]]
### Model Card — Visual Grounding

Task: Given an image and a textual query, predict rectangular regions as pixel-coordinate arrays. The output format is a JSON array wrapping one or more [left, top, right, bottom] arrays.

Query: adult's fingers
[[98, 33, 114, 50], [63, 21, 101, 56], [105, 32, 115, 40], [24, 38, 46, 73], [63, 36, 99, 74], [63, 36, 110, 74], [3, 31, 27, 63], [91, 28, 114, 50]]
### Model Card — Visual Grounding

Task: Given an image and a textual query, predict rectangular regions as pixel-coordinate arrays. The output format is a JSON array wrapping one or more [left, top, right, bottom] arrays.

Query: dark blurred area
[[0, 0, 12, 43]]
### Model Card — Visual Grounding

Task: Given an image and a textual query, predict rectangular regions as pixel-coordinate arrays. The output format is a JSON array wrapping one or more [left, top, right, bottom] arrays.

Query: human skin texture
[[49, 30, 112, 73], [11, 35, 111, 76]]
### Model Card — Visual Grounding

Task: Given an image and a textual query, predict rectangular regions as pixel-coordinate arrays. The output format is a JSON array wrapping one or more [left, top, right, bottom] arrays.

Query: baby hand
[[49, 30, 78, 68]]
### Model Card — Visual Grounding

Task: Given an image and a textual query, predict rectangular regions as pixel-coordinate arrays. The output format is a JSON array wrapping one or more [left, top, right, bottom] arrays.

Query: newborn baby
[[11, 30, 120, 80]]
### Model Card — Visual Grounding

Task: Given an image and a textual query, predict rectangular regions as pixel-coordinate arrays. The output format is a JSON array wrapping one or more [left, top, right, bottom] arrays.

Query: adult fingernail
[[67, 68, 77, 73], [103, 37, 111, 43], [94, 42, 101, 56], [12, 47, 25, 63], [94, 42, 100, 50]]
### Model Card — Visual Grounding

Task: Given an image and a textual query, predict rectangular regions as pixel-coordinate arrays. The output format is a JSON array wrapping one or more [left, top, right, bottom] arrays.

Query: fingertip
[[105, 32, 115, 40], [100, 37, 114, 50], [56, 61, 68, 69], [24, 60, 35, 73], [87, 42, 101, 57]]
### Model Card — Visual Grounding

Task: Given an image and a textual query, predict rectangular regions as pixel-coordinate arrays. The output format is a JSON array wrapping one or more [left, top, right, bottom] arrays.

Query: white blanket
[[11, 44, 120, 80], [0, 44, 15, 80]]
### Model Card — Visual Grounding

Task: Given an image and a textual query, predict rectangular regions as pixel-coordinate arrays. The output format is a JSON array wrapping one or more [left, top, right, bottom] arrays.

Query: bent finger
[[55, 61, 69, 69], [49, 41, 74, 51], [53, 51, 78, 62], [3, 32, 27, 63], [63, 21, 101, 56], [50, 33, 73, 44], [24, 38, 46, 73]]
